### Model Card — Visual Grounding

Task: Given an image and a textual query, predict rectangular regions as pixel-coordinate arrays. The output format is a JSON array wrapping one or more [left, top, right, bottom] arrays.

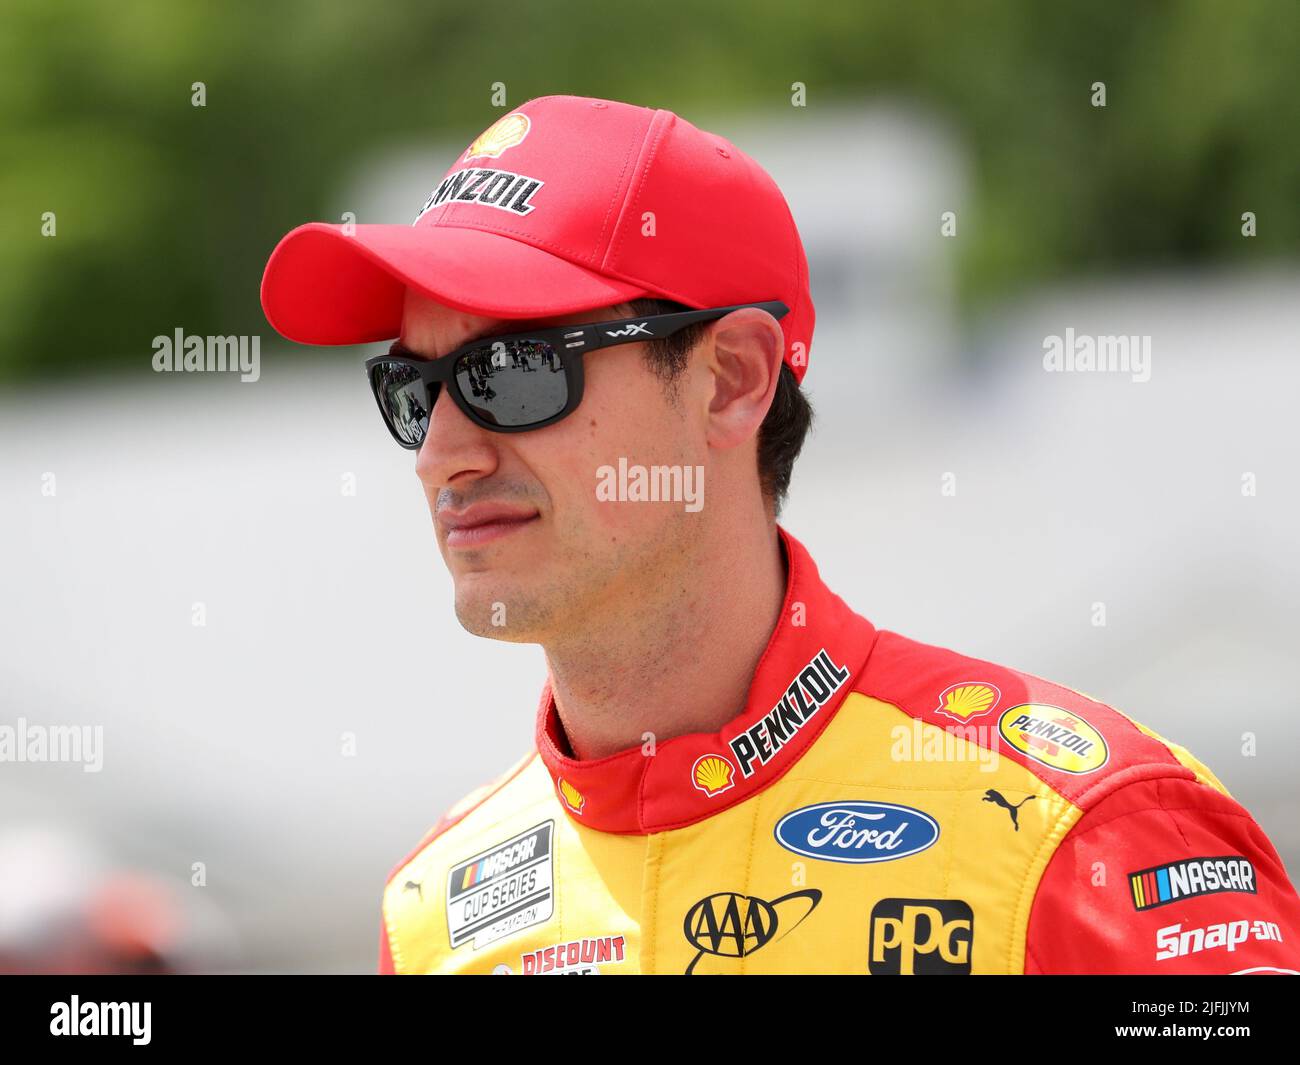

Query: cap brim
[[260, 222, 655, 345]]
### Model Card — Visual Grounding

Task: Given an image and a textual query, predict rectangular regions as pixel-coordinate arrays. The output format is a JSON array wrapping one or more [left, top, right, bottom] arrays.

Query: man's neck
[[544, 522, 787, 761]]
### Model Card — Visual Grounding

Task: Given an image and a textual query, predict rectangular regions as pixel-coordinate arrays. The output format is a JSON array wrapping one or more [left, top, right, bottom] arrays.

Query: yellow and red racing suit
[[380, 527, 1300, 974]]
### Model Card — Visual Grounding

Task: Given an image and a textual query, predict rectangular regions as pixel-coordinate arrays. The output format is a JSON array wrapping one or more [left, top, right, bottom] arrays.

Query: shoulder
[[379, 751, 556, 974], [842, 631, 1300, 972], [846, 628, 1226, 808], [384, 749, 551, 889]]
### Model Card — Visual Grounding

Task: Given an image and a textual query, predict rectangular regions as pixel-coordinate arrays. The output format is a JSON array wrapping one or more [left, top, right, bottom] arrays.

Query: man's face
[[400, 288, 706, 644]]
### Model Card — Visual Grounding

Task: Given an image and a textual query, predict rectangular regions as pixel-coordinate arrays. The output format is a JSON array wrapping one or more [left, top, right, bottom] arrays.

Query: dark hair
[[625, 298, 813, 514]]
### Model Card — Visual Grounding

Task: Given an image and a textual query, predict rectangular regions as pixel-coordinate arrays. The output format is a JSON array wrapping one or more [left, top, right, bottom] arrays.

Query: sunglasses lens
[[455, 339, 568, 428], [370, 360, 432, 447]]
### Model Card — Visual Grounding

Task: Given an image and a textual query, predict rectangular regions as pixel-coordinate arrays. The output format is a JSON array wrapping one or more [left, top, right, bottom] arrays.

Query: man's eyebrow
[[386, 339, 423, 359]]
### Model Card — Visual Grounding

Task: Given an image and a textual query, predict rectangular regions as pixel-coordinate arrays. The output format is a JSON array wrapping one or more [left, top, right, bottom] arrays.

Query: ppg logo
[[868, 899, 973, 974]]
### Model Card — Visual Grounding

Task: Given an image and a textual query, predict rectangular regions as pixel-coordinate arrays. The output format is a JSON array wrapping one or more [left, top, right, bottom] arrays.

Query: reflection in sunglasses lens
[[455, 340, 567, 428], [373, 361, 431, 446]]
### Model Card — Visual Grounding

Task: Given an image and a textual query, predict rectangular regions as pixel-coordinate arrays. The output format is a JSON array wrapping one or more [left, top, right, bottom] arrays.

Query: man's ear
[[703, 307, 784, 452]]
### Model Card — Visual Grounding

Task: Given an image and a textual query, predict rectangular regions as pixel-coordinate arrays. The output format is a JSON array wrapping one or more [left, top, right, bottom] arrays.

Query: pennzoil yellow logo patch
[[998, 703, 1109, 774]]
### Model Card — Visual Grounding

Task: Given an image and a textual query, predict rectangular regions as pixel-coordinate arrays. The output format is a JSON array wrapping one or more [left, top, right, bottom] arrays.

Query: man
[[262, 95, 1300, 975]]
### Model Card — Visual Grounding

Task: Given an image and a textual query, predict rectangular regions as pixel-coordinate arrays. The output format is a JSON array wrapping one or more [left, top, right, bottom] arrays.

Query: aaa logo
[[682, 890, 821, 975]]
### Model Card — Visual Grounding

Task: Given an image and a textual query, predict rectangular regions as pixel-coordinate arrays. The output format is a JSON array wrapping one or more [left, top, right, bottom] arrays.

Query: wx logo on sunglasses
[[604, 322, 651, 338]]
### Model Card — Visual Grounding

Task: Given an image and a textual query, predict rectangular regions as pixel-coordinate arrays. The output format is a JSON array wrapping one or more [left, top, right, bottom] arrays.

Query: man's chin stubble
[[452, 584, 563, 644], [447, 517, 693, 645]]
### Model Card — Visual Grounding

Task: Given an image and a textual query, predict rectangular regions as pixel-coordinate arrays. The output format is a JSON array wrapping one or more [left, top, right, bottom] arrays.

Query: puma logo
[[403, 879, 424, 902], [982, 788, 1035, 831]]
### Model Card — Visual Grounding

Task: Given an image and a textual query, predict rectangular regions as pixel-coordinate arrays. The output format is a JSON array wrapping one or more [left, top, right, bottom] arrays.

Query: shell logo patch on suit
[[378, 527, 1300, 974], [557, 778, 585, 814], [691, 754, 735, 797], [935, 681, 1000, 722]]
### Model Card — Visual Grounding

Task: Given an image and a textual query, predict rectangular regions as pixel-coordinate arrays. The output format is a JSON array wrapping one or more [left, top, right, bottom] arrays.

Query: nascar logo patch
[[1129, 855, 1257, 911]]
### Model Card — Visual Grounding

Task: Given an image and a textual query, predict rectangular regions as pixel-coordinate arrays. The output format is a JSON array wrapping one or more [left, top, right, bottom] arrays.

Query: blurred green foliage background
[[1, 0, 1296, 382]]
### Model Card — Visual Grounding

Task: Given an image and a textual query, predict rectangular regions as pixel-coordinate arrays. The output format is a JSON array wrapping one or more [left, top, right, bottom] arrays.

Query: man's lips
[[438, 503, 540, 548]]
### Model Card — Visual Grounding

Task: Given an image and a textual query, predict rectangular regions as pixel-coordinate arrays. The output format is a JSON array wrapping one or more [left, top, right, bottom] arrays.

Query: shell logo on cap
[[557, 777, 585, 814], [692, 754, 736, 798], [464, 112, 531, 160], [935, 682, 1001, 722]]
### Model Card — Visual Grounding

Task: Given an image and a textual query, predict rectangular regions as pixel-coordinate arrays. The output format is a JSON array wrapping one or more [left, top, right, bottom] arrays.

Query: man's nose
[[414, 384, 500, 489]]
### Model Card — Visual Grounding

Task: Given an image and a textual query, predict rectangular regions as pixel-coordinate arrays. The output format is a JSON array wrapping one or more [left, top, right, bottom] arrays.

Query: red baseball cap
[[260, 95, 815, 381]]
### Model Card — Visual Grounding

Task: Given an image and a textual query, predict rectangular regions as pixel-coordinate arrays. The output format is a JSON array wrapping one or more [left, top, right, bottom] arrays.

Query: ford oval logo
[[773, 801, 940, 864]]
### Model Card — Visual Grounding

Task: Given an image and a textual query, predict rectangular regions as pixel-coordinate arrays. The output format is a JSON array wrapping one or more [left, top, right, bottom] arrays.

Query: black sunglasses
[[364, 301, 789, 448]]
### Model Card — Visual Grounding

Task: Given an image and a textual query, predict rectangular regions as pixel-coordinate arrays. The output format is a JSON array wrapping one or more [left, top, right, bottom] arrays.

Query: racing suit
[[380, 527, 1300, 974]]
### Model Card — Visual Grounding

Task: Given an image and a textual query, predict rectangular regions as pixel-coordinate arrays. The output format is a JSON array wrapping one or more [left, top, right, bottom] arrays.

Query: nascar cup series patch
[[997, 703, 1109, 774], [446, 821, 554, 950]]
